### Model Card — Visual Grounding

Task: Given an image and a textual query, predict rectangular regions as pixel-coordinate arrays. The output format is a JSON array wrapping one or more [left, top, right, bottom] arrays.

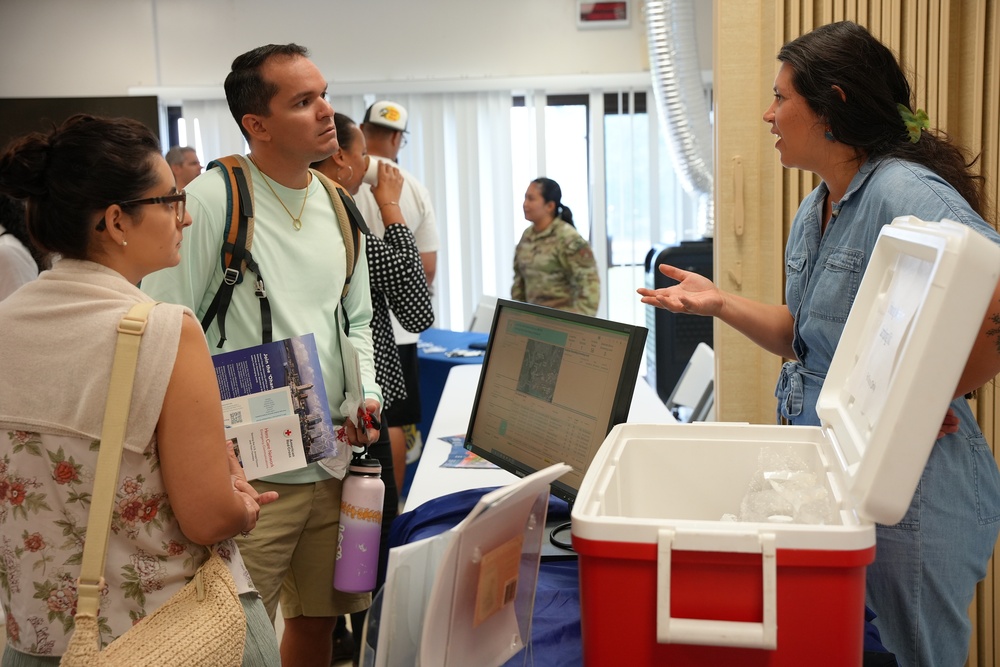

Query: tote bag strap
[[75, 301, 156, 618]]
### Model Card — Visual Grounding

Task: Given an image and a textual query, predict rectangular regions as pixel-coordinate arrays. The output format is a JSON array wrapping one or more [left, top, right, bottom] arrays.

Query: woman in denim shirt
[[639, 21, 1000, 667]]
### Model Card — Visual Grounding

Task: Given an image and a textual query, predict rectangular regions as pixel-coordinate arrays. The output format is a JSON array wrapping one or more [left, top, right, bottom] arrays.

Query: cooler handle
[[656, 528, 778, 649]]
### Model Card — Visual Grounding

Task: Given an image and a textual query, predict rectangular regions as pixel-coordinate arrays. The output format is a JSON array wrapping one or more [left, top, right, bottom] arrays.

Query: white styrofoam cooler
[[571, 217, 1000, 666]]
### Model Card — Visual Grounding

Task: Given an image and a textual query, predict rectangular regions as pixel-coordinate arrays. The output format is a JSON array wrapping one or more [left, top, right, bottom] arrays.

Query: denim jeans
[[777, 362, 1000, 666], [865, 414, 1000, 667]]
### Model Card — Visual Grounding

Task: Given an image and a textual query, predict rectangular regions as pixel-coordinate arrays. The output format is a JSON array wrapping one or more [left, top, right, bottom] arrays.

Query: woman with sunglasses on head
[[0, 114, 279, 666]]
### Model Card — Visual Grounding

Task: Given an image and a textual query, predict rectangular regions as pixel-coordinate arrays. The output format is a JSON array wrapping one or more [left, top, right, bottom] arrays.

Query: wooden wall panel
[[712, 0, 785, 423], [955, 4, 1000, 663]]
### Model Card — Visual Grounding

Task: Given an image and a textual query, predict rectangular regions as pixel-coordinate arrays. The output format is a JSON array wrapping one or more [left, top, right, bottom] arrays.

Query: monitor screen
[[464, 299, 648, 504]]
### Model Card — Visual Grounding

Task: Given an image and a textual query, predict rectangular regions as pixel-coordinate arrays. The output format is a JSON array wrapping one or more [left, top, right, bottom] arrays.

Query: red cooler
[[571, 216, 1000, 666]]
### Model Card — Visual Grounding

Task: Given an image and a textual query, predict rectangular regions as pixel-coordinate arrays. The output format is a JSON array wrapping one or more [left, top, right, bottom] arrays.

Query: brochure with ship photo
[[212, 333, 339, 479]]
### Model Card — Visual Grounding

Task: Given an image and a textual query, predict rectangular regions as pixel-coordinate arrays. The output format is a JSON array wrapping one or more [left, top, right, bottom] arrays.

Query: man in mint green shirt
[[142, 44, 381, 667]]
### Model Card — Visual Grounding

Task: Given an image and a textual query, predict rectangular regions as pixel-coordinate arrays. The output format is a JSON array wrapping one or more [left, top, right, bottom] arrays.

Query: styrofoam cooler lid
[[817, 216, 1000, 525]]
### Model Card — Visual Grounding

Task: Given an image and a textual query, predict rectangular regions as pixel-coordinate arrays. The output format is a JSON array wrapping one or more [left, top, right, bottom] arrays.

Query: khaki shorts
[[237, 478, 371, 621]]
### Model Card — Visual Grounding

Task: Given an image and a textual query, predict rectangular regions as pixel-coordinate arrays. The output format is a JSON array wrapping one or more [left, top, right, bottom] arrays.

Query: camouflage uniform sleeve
[[511, 241, 526, 301], [565, 235, 600, 316]]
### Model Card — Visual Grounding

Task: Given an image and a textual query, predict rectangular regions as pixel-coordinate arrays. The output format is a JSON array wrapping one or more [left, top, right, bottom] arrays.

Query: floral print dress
[[0, 429, 252, 656], [0, 260, 255, 658]]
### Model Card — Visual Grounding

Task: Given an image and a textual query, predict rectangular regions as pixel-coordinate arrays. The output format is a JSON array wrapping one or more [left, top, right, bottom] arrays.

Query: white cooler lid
[[817, 216, 1000, 525]]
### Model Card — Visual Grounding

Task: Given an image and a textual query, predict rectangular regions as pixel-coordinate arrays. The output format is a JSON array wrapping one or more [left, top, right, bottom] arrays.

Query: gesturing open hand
[[636, 263, 722, 317]]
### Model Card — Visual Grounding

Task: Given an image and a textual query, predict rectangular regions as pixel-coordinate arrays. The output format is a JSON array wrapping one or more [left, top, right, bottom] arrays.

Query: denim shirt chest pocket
[[785, 253, 807, 315], [807, 247, 865, 323]]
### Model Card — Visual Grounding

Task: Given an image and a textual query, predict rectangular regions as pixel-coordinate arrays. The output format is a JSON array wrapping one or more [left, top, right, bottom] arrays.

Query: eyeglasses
[[117, 191, 187, 224]]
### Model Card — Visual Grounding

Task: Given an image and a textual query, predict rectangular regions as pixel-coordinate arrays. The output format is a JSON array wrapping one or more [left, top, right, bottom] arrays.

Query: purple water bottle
[[334, 457, 385, 593]]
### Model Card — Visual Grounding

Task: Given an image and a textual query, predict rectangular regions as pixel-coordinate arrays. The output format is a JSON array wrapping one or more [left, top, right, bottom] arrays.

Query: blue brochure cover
[[212, 333, 339, 479]]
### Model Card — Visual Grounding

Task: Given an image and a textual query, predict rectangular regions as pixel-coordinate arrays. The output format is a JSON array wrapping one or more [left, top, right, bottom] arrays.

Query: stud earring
[[122, 239, 128, 247], [824, 129, 835, 141]]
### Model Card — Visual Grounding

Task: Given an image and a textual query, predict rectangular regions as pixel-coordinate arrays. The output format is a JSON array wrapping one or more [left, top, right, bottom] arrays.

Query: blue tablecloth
[[416, 328, 488, 441]]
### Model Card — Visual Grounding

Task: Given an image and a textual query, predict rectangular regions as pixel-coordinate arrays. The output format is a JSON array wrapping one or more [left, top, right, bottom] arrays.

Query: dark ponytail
[[532, 176, 575, 227]]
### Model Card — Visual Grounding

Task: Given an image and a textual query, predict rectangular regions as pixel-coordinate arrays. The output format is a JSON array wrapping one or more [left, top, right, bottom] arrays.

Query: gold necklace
[[248, 155, 311, 230]]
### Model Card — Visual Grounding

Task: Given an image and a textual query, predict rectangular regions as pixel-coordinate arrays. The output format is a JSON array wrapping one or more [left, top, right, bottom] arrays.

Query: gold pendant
[[292, 219, 302, 231]]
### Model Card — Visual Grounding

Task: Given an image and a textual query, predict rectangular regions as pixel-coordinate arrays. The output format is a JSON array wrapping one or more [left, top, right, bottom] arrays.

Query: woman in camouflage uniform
[[512, 177, 599, 315]]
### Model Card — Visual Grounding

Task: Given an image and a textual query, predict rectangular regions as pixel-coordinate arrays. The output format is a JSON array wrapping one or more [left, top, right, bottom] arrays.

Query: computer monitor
[[464, 299, 648, 505]]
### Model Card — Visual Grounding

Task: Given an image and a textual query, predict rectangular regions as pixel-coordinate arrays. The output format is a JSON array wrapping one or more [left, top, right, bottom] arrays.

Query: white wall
[[0, 0, 711, 98], [0, 0, 713, 332]]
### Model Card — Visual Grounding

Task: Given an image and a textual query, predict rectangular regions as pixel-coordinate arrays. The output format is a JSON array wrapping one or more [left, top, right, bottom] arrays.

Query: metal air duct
[[644, 0, 714, 238]]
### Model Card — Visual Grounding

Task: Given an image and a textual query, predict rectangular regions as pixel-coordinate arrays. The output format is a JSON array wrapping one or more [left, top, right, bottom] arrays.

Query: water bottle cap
[[349, 457, 382, 475]]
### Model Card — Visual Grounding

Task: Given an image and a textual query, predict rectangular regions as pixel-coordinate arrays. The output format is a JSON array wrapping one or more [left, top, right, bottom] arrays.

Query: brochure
[[213, 333, 340, 480], [438, 435, 498, 470]]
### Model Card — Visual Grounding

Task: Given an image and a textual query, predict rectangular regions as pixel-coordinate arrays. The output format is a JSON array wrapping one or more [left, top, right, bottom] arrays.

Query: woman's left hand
[[227, 440, 279, 534], [937, 407, 960, 439]]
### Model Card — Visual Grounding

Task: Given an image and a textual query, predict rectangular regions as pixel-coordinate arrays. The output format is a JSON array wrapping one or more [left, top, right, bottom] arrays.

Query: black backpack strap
[[201, 155, 272, 347], [337, 190, 368, 303], [337, 188, 370, 236], [339, 191, 370, 268]]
